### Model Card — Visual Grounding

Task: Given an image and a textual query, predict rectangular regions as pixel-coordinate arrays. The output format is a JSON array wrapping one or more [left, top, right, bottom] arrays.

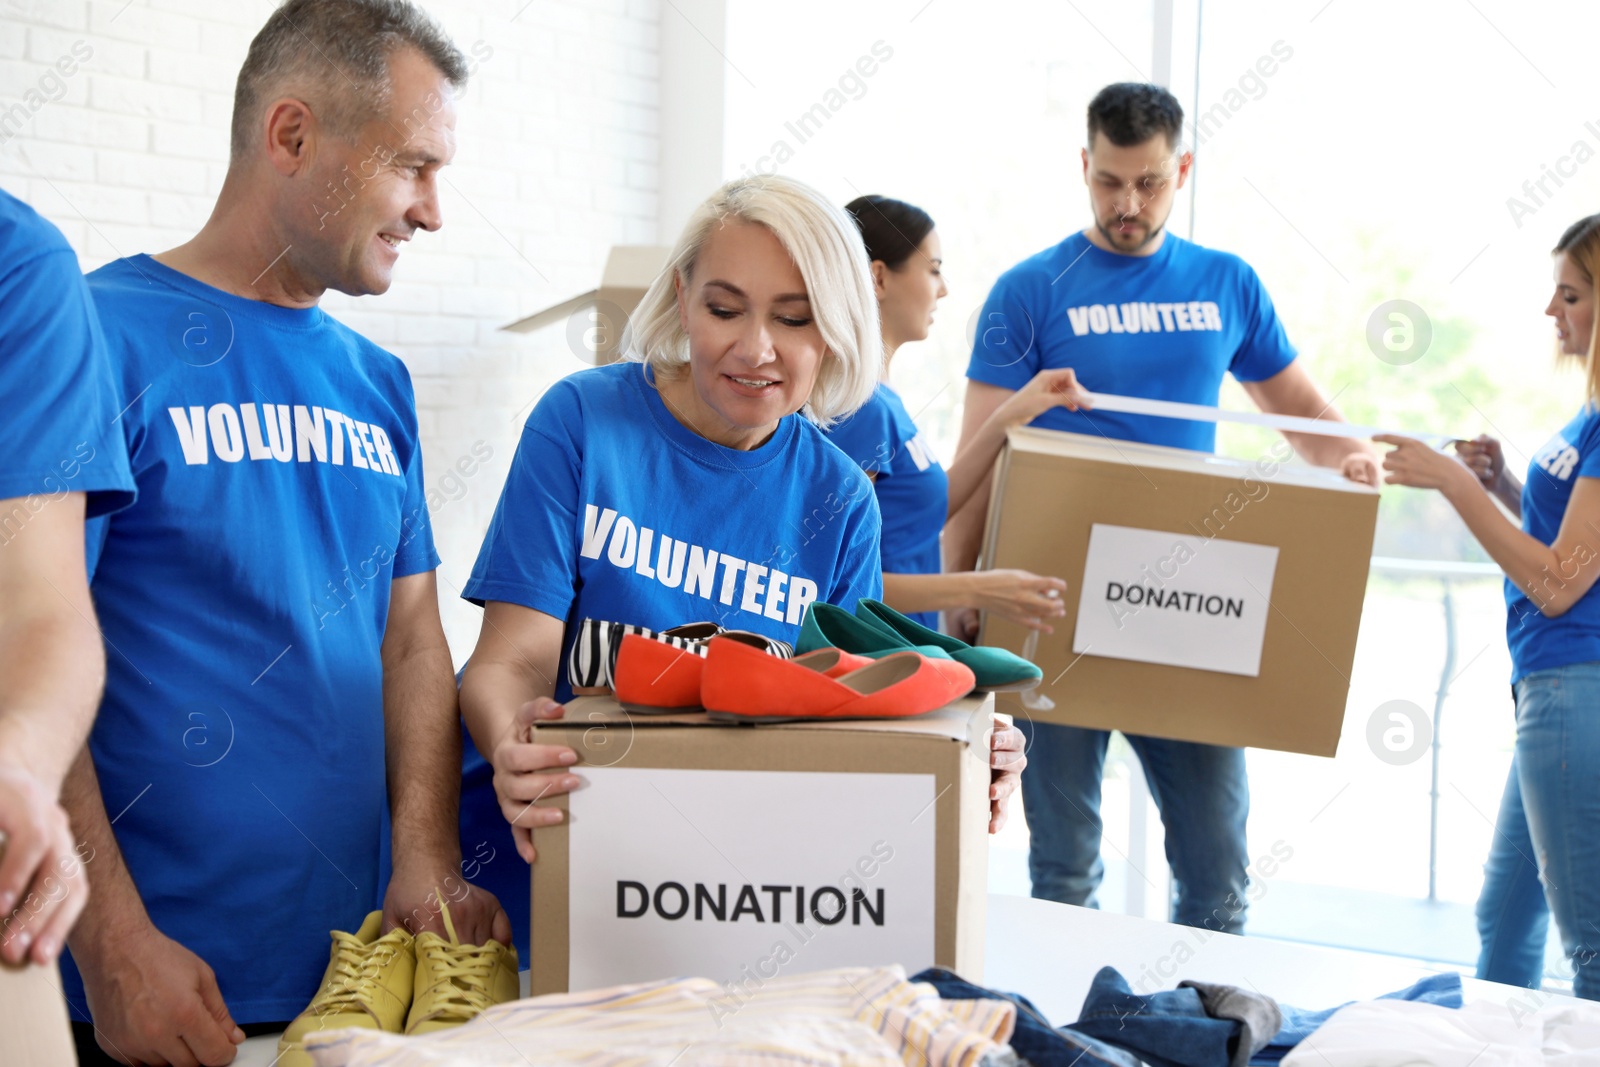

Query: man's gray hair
[[231, 0, 468, 160]]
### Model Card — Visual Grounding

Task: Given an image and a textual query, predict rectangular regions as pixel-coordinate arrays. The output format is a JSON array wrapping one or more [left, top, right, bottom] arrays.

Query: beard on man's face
[[1096, 211, 1165, 252]]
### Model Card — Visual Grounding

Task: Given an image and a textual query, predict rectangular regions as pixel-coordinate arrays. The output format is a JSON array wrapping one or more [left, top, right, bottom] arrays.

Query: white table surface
[[233, 892, 1563, 1064]]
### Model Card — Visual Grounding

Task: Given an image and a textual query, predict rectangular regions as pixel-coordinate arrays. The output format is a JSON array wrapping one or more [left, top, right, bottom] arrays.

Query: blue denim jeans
[[1474, 755, 1551, 989], [1072, 967, 1268, 1067], [1473, 663, 1600, 1001], [1019, 721, 1251, 933], [910, 967, 1143, 1067], [912, 967, 1462, 1067]]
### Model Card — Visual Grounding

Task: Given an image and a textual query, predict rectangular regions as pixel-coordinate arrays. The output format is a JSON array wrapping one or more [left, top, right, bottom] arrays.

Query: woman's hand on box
[[491, 697, 580, 864], [969, 569, 1068, 632], [1339, 450, 1381, 486], [988, 718, 1026, 834], [949, 607, 980, 643], [1004, 368, 1093, 427]]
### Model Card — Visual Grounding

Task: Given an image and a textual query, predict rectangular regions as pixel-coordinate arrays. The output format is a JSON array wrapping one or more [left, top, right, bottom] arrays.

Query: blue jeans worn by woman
[[1475, 663, 1600, 1000], [1473, 753, 1550, 989], [1019, 721, 1251, 932]]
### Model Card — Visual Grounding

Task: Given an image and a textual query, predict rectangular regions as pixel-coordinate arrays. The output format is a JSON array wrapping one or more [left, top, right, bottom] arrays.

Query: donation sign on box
[[566, 767, 937, 992], [526, 697, 993, 995], [978, 426, 1378, 756], [1074, 524, 1281, 677]]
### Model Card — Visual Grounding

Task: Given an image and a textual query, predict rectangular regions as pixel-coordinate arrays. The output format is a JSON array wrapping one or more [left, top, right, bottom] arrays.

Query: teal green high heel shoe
[[855, 599, 1043, 693]]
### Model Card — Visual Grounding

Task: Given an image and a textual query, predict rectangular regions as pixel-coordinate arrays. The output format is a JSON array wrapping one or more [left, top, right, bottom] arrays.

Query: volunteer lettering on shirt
[[902, 435, 936, 470], [967, 232, 1298, 453], [165, 401, 404, 474], [1533, 432, 1580, 481], [579, 503, 819, 626], [1064, 300, 1223, 335]]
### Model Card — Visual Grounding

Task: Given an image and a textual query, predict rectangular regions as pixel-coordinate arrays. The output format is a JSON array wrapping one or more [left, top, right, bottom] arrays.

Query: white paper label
[[1073, 523, 1279, 676], [567, 767, 937, 991]]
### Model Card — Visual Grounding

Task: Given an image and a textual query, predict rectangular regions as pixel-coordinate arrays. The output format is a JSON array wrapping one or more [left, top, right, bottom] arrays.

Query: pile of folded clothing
[[911, 964, 1469, 1067], [569, 600, 1043, 723], [304, 965, 1018, 1066], [299, 953, 1598, 1066]]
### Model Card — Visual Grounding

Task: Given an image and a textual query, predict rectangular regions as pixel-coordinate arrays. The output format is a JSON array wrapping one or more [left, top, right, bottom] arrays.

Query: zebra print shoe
[[567, 619, 723, 696]]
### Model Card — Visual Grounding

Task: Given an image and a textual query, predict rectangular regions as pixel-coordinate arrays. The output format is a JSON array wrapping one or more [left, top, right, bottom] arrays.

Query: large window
[[1193, 1, 1597, 984]]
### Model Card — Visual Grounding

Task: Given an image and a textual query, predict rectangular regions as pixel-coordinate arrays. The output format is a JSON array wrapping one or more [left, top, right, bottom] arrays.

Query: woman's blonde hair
[[1555, 214, 1600, 402], [621, 175, 881, 427]]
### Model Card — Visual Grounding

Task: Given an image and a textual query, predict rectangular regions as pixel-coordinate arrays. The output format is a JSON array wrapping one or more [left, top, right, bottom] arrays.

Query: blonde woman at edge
[[1380, 213, 1600, 1001], [455, 176, 1029, 957]]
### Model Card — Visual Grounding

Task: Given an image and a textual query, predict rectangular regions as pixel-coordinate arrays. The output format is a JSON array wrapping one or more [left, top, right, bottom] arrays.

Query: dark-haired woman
[[1380, 213, 1600, 1001], [826, 195, 1088, 633]]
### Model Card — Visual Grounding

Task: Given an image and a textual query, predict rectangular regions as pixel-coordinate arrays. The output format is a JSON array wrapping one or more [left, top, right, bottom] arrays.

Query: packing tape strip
[[1086, 391, 1457, 445]]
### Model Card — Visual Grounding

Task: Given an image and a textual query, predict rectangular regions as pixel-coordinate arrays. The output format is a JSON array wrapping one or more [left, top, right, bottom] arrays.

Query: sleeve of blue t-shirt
[[462, 387, 582, 620], [0, 215, 134, 516], [392, 423, 440, 578], [1226, 264, 1298, 383], [827, 394, 897, 476], [826, 477, 885, 611], [1579, 419, 1600, 480], [965, 269, 1044, 392]]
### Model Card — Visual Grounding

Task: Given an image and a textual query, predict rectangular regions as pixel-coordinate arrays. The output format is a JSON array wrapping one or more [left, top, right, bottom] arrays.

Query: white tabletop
[[233, 893, 1560, 1064]]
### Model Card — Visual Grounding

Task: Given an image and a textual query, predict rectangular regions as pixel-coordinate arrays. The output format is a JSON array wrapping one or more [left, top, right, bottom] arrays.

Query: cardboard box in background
[[502, 245, 670, 363], [978, 427, 1379, 757], [528, 695, 994, 995]]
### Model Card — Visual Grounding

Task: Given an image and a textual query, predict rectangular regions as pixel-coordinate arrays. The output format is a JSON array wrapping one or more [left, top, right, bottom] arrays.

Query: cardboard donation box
[[502, 244, 670, 363], [527, 694, 994, 995], [978, 427, 1378, 757]]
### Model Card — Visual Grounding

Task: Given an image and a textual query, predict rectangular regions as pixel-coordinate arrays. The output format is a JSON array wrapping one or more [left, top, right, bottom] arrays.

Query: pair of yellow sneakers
[[277, 892, 518, 1065]]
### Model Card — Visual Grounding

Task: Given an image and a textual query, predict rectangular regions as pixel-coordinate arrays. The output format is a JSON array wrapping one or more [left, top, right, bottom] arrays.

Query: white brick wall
[[0, 0, 662, 663]]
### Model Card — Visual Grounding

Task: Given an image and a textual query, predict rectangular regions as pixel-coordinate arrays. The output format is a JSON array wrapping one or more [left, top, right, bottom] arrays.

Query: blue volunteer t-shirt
[[1506, 404, 1600, 683], [0, 188, 133, 514], [458, 359, 883, 957], [825, 382, 948, 629], [60, 254, 439, 1023], [966, 232, 1297, 451]]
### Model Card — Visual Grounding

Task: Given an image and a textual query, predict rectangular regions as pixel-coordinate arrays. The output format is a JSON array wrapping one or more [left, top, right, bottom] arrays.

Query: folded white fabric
[[304, 964, 1016, 1067], [1281, 996, 1600, 1066]]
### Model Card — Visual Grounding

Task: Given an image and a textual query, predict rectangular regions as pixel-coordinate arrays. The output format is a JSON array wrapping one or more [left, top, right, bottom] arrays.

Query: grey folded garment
[[1178, 980, 1283, 1067]]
